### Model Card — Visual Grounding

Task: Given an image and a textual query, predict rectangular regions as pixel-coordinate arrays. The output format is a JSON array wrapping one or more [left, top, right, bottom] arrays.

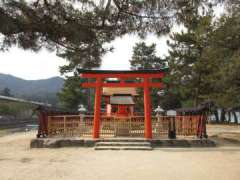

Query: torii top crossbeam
[[78, 69, 167, 139], [78, 69, 166, 88]]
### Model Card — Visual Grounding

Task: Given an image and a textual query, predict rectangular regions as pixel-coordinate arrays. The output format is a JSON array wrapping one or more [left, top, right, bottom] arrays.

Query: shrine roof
[[110, 96, 135, 105], [103, 87, 138, 96]]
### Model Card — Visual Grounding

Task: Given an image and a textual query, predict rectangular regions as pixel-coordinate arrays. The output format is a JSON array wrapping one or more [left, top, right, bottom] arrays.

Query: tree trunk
[[214, 110, 219, 123], [194, 71, 202, 107], [194, 88, 199, 107], [220, 108, 226, 123], [233, 111, 238, 124]]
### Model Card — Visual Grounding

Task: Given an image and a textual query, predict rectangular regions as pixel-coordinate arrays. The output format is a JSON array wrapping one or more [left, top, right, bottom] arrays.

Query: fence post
[[47, 116, 51, 137], [64, 116, 66, 136], [168, 116, 176, 139], [37, 111, 44, 138], [129, 117, 132, 137], [114, 116, 117, 137]]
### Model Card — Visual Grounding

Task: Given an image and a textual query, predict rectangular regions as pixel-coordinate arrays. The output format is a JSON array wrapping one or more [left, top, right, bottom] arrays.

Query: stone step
[[94, 140, 152, 150], [95, 146, 153, 150], [96, 138, 149, 142], [95, 141, 151, 147]]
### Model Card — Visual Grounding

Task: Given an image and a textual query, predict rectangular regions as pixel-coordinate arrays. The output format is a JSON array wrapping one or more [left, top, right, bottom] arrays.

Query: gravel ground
[[0, 125, 240, 180]]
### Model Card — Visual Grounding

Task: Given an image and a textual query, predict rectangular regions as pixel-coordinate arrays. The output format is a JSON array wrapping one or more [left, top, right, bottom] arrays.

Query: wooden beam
[[80, 72, 164, 79], [81, 82, 163, 88]]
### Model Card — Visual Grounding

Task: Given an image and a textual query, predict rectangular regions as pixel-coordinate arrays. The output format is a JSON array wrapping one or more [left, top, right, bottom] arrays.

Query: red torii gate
[[78, 69, 166, 139]]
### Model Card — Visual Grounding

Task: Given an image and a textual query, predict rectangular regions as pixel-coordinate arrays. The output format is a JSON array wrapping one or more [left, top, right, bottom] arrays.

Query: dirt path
[[0, 126, 240, 180]]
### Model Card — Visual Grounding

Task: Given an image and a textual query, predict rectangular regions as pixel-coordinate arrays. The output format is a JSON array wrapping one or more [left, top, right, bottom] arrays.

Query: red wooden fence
[[37, 112, 207, 139]]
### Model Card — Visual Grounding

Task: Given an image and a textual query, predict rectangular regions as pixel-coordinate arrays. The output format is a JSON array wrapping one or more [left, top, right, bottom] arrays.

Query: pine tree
[[167, 2, 214, 107], [58, 75, 90, 111], [130, 42, 166, 110], [130, 42, 166, 70], [204, 8, 240, 108]]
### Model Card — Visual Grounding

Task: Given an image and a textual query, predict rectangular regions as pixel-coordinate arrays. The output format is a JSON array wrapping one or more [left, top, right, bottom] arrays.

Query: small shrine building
[[103, 87, 138, 116]]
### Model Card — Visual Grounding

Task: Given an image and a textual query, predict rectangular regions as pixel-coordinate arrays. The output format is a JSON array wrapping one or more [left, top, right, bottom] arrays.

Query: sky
[[101, 34, 169, 70]]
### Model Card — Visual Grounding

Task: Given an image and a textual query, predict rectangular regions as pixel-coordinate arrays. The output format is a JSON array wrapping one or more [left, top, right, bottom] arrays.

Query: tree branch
[[102, 0, 112, 27], [112, 0, 162, 19]]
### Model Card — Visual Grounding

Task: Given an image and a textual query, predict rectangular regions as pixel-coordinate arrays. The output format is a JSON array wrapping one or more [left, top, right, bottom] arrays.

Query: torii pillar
[[143, 77, 152, 139], [93, 77, 102, 138]]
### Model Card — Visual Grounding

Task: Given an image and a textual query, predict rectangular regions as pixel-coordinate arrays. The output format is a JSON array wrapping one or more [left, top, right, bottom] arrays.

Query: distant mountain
[[0, 73, 65, 105]]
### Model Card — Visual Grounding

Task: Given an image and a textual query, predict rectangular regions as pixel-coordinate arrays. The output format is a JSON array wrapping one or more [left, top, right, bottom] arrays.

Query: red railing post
[[197, 115, 208, 138], [203, 115, 208, 138]]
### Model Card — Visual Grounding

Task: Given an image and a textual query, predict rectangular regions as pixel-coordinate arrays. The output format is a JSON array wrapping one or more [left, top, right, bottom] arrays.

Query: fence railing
[[38, 114, 207, 138], [175, 116, 199, 136], [152, 116, 170, 138], [47, 115, 94, 137], [100, 116, 145, 137]]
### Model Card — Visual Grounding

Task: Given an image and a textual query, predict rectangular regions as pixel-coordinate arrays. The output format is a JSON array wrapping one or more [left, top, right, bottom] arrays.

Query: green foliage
[[0, 104, 11, 115], [130, 42, 165, 110], [167, 2, 240, 109], [167, 2, 214, 107], [130, 42, 166, 70], [58, 75, 91, 111], [160, 93, 182, 110], [201, 9, 240, 108]]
